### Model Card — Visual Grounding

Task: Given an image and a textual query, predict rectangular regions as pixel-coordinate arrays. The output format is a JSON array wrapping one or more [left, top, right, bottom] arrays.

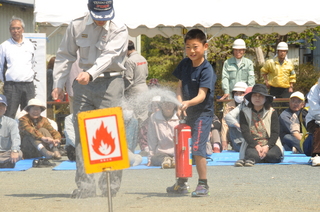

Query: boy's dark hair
[[184, 29, 207, 44], [128, 40, 135, 51]]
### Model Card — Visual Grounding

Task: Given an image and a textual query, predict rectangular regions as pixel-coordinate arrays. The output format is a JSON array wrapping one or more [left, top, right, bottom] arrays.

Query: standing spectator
[[124, 40, 148, 97], [124, 40, 149, 127], [220, 39, 255, 100], [168, 29, 216, 197], [47, 57, 55, 101], [261, 42, 296, 98], [19, 99, 61, 159], [51, 0, 128, 198], [279, 91, 307, 153], [221, 82, 248, 151], [0, 94, 23, 168], [235, 84, 283, 167], [0, 16, 35, 118]]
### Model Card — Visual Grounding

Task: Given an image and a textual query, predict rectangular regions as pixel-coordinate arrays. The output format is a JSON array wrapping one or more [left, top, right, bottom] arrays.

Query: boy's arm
[[176, 80, 184, 118], [180, 87, 208, 110], [176, 80, 183, 103]]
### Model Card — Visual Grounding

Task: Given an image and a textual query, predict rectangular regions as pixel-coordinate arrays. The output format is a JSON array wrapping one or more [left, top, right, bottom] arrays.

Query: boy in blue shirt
[[167, 29, 216, 197]]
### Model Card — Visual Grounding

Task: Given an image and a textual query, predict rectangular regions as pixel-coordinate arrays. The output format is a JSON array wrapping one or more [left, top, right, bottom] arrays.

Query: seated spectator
[[305, 78, 320, 165], [123, 108, 139, 153], [19, 99, 61, 159], [279, 91, 307, 153], [235, 84, 283, 167], [221, 82, 248, 151], [147, 94, 179, 168], [224, 86, 252, 152], [138, 96, 161, 156], [123, 107, 142, 166], [209, 115, 222, 153], [64, 114, 76, 161], [0, 94, 23, 168]]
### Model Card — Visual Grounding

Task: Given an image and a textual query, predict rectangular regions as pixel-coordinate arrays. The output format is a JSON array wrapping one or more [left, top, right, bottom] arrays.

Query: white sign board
[[24, 33, 47, 116]]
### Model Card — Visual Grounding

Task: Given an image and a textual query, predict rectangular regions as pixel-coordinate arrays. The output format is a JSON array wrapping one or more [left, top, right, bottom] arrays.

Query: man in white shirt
[[0, 16, 35, 119], [52, 0, 128, 199]]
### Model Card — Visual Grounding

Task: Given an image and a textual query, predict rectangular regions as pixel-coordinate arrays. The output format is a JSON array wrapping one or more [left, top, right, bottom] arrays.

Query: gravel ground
[[1, 156, 320, 212]]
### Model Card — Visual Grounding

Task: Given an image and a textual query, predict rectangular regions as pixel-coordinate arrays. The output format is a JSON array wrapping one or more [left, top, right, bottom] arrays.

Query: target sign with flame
[[77, 107, 129, 174], [92, 121, 116, 156]]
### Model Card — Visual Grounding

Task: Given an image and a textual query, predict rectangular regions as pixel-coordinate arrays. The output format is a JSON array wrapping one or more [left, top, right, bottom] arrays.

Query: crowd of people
[[1, 0, 320, 200]]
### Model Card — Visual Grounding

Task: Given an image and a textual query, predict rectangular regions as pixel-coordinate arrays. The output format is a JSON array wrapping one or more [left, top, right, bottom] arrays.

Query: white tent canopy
[[34, 0, 320, 37]]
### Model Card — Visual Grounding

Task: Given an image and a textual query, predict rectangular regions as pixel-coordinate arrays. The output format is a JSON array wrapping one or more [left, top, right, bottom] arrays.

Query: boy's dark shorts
[[187, 116, 213, 158]]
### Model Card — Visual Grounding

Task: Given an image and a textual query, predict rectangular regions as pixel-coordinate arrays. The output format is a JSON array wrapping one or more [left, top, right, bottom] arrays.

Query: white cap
[[290, 91, 305, 101], [232, 39, 246, 49], [24, 98, 46, 112], [232, 82, 248, 92], [277, 42, 288, 51]]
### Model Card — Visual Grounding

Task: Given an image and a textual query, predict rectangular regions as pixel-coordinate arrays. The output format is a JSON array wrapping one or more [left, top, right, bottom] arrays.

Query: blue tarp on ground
[[0, 159, 34, 172], [52, 151, 311, 171]]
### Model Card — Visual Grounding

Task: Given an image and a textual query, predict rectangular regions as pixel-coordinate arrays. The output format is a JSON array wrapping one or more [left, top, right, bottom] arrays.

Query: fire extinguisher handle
[[180, 113, 187, 124]]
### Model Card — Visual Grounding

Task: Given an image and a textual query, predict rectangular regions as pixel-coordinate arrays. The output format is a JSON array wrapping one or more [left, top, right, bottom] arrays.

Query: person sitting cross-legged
[[0, 94, 23, 168], [279, 91, 308, 153], [235, 84, 284, 167], [147, 93, 179, 168], [19, 99, 62, 159]]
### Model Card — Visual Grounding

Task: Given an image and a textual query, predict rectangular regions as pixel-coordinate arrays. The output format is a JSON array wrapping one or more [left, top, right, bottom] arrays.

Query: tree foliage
[[141, 35, 184, 81], [141, 26, 320, 92]]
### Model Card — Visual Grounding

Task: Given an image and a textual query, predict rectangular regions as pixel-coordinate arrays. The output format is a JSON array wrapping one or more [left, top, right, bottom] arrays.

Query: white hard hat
[[277, 42, 288, 51], [24, 98, 46, 112], [232, 39, 246, 49], [232, 82, 248, 92]]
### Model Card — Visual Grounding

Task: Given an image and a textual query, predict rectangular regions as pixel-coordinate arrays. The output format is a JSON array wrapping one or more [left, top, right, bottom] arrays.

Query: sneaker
[[166, 182, 190, 194], [311, 154, 320, 167], [0, 161, 16, 168], [71, 189, 96, 199], [66, 145, 76, 161], [101, 190, 117, 198], [234, 159, 245, 167], [161, 157, 172, 169], [244, 159, 255, 167], [32, 158, 56, 168], [191, 184, 210, 197]]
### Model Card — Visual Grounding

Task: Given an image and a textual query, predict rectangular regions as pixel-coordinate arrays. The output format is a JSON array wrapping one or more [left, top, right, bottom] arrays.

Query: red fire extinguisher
[[174, 118, 192, 178]]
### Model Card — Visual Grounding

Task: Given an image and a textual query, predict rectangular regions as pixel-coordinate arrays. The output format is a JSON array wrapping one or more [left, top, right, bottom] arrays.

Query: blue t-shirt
[[173, 58, 216, 119]]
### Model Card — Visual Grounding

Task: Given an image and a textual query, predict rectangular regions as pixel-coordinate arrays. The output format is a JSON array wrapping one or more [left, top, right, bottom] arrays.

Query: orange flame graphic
[[92, 122, 116, 156]]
